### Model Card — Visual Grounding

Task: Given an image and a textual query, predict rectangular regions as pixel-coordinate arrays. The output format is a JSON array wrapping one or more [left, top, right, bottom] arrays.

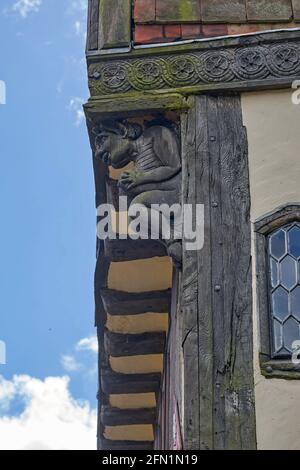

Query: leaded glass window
[[268, 223, 300, 358]]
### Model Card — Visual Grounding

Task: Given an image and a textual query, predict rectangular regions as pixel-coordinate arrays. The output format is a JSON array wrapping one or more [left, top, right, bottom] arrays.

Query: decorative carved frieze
[[88, 36, 300, 96]]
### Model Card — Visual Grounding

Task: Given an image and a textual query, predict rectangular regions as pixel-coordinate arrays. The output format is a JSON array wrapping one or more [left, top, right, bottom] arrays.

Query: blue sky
[[0, 0, 98, 449]]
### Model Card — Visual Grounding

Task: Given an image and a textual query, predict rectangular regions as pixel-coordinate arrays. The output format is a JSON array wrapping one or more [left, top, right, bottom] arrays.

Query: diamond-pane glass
[[283, 317, 300, 352], [291, 286, 300, 321], [268, 223, 300, 357], [280, 255, 297, 290], [270, 230, 286, 260], [272, 287, 289, 321], [273, 318, 283, 353], [288, 225, 300, 259]]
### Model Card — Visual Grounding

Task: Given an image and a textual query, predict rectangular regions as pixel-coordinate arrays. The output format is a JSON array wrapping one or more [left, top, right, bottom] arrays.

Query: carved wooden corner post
[[181, 95, 256, 450], [87, 96, 257, 449]]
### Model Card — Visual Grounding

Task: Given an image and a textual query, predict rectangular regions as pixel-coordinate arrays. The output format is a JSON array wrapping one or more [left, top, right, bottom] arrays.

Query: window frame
[[254, 204, 300, 380]]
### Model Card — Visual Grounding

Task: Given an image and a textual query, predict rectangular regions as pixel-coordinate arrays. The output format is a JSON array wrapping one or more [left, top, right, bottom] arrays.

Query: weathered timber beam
[[101, 368, 161, 395], [181, 94, 256, 450], [101, 406, 156, 426], [84, 94, 189, 120], [260, 359, 300, 380], [99, 0, 131, 50], [106, 177, 120, 208], [100, 288, 171, 315], [104, 330, 166, 357], [98, 438, 153, 450], [104, 239, 167, 262], [87, 0, 100, 51]]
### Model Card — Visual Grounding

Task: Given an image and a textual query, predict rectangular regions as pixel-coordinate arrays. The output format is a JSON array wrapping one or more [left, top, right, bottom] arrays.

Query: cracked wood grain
[[181, 94, 256, 450]]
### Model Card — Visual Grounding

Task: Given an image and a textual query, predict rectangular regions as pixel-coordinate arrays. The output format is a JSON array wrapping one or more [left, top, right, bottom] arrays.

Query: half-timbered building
[[84, 0, 300, 450]]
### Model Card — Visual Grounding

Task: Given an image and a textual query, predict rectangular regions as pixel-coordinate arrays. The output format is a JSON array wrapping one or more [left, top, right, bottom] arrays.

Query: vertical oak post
[[181, 94, 256, 450]]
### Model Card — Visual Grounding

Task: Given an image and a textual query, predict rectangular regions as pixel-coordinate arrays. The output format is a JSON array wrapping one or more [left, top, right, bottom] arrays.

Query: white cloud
[[67, 0, 88, 42], [11, 0, 42, 18], [61, 336, 97, 374], [0, 377, 15, 413], [73, 20, 87, 44], [68, 97, 85, 126], [61, 355, 81, 372], [68, 0, 88, 14], [0, 375, 97, 450], [76, 336, 98, 354], [74, 20, 82, 36], [56, 80, 63, 94]]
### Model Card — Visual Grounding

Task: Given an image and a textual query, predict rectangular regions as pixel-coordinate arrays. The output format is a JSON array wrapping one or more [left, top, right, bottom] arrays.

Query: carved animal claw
[[119, 170, 141, 191]]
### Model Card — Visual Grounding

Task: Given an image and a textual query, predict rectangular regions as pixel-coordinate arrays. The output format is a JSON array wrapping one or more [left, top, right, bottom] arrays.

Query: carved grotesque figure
[[94, 120, 182, 267]]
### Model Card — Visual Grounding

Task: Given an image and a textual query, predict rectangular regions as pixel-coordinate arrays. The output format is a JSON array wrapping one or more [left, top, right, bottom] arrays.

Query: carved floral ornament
[[88, 43, 300, 95]]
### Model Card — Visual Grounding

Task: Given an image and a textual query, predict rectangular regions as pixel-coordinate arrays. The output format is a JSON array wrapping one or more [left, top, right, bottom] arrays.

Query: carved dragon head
[[93, 120, 142, 168]]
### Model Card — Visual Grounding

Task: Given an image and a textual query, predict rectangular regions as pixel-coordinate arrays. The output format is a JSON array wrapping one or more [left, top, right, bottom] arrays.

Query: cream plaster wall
[[104, 424, 154, 441], [108, 257, 172, 292], [109, 354, 164, 374], [109, 392, 156, 410], [242, 89, 300, 450], [106, 312, 168, 334]]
